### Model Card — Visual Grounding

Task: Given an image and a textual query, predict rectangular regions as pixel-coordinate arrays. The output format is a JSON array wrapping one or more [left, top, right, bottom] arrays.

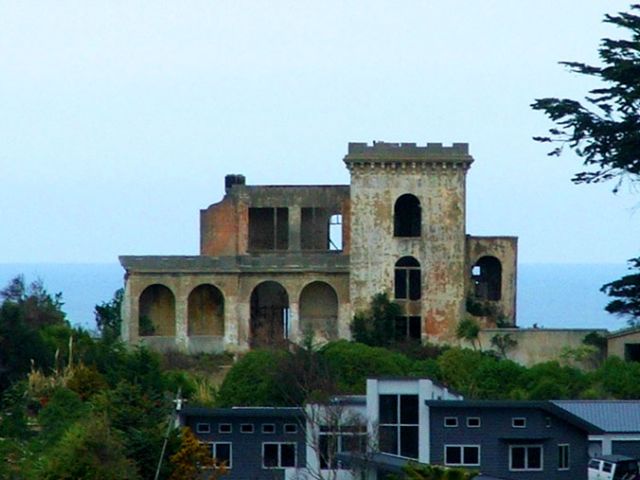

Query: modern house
[[554, 400, 640, 459]]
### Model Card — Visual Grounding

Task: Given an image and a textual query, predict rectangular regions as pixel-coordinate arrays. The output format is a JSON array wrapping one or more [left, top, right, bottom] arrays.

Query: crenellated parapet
[[344, 141, 473, 172]]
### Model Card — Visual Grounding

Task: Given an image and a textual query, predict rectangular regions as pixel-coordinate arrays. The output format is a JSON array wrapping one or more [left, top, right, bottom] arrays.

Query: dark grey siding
[[185, 413, 306, 480], [429, 406, 589, 480], [612, 440, 640, 459]]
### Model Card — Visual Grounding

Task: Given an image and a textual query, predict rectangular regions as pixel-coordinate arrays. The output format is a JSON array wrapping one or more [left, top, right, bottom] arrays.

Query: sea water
[[0, 263, 632, 332]]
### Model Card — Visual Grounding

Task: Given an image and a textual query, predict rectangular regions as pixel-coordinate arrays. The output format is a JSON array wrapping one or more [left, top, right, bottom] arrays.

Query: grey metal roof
[[553, 400, 640, 433]]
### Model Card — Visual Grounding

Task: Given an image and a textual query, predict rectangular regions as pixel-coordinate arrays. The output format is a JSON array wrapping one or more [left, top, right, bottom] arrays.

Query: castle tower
[[344, 142, 474, 342]]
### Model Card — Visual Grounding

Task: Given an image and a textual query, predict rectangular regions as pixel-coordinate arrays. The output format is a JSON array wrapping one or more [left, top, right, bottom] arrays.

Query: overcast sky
[[1, 1, 638, 264]]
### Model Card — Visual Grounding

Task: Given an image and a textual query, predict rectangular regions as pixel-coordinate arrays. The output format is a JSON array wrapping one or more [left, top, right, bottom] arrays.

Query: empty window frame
[[262, 424, 276, 434], [284, 423, 298, 434], [466, 417, 481, 428], [510, 445, 543, 471], [394, 194, 421, 237], [512, 417, 526, 428], [248, 207, 289, 251], [379, 394, 419, 459], [218, 423, 232, 434], [445, 445, 480, 467], [471, 256, 502, 301], [394, 316, 421, 341], [558, 444, 570, 470], [263, 443, 296, 468], [444, 417, 459, 428], [394, 257, 421, 300], [211, 442, 232, 469], [319, 425, 367, 470], [196, 423, 211, 434], [328, 214, 342, 251], [240, 423, 254, 433]]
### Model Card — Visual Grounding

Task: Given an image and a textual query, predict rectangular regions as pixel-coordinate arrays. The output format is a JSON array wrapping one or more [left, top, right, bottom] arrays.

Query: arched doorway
[[138, 284, 176, 336], [250, 281, 290, 347], [299, 281, 339, 342], [188, 284, 224, 336]]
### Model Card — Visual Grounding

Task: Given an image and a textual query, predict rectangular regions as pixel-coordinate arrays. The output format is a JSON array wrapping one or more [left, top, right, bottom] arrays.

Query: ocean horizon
[[0, 262, 631, 333]]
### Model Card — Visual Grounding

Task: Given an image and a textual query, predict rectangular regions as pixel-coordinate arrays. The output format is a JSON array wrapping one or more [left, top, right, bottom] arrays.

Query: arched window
[[395, 257, 421, 300], [299, 281, 339, 341], [188, 284, 224, 336], [250, 281, 290, 347], [472, 256, 502, 301], [394, 194, 421, 237], [138, 284, 176, 336]]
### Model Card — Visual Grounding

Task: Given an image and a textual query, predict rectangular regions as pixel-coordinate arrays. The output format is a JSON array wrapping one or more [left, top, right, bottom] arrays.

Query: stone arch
[[250, 281, 290, 347], [394, 194, 421, 237], [299, 281, 339, 341], [187, 284, 224, 336], [138, 284, 175, 336], [395, 256, 421, 300], [472, 256, 502, 301]]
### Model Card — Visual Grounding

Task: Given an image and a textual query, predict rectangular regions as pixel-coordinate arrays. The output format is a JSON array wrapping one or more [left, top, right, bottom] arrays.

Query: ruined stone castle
[[120, 141, 517, 353]]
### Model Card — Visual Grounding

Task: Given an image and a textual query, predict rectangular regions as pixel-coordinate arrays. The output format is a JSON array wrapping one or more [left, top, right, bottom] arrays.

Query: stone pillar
[[175, 284, 189, 351], [289, 301, 300, 343], [289, 206, 301, 251]]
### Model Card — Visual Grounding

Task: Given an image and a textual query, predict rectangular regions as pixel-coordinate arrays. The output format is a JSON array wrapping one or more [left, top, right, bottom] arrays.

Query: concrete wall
[[476, 328, 607, 367], [346, 142, 473, 343], [466, 236, 518, 325]]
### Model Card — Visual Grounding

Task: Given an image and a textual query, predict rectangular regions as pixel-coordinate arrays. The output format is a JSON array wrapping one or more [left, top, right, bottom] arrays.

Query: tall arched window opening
[[394, 194, 421, 237], [138, 284, 176, 336], [472, 256, 502, 301], [395, 257, 421, 300]]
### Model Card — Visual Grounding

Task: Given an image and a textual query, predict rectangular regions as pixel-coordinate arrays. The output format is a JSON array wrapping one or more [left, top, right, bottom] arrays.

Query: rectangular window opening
[[212, 442, 232, 469], [558, 444, 570, 470], [444, 417, 459, 428], [196, 423, 210, 434], [240, 423, 254, 434], [512, 417, 526, 428], [466, 417, 481, 428], [218, 423, 232, 434]]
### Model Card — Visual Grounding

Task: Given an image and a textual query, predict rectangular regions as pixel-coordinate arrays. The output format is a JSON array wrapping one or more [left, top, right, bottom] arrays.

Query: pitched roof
[[553, 400, 640, 433]]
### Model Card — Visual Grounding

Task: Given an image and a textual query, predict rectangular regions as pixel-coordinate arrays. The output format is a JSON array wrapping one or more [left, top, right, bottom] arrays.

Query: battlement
[[344, 141, 472, 168]]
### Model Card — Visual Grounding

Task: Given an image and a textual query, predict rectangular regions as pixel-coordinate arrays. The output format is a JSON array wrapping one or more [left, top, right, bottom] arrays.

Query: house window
[[196, 423, 211, 434], [240, 423, 254, 433], [510, 445, 543, 471], [394, 194, 421, 237], [263, 443, 296, 468], [248, 207, 289, 251], [379, 394, 419, 459], [394, 316, 421, 341], [284, 423, 297, 434], [445, 445, 480, 466], [319, 425, 367, 470], [218, 423, 232, 434], [262, 424, 276, 434], [328, 214, 343, 251], [466, 417, 481, 428], [512, 417, 526, 428], [558, 444, 570, 470], [394, 257, 421, 300], [211, 442, 232, 468], [444, 417, 458, 428]]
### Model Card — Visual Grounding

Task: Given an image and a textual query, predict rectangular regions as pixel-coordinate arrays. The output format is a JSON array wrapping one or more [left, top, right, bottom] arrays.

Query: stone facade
[[120, 141, 518, 352]]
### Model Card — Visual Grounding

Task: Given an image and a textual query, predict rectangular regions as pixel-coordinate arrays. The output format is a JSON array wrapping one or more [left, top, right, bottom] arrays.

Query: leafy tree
[[350, 293, 402, 347], [169, 427, 226, 480], [39, 414, 140, 480], [95, 288, 124, 341], [532, 5, 640, 323], [601, 257, 640, 325]]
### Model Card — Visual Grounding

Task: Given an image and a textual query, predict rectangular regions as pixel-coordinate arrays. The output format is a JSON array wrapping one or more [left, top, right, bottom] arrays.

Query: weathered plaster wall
[[346, 142, 472, 343], [466, 236, 518, 324], [475, 328, 607, 367]]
